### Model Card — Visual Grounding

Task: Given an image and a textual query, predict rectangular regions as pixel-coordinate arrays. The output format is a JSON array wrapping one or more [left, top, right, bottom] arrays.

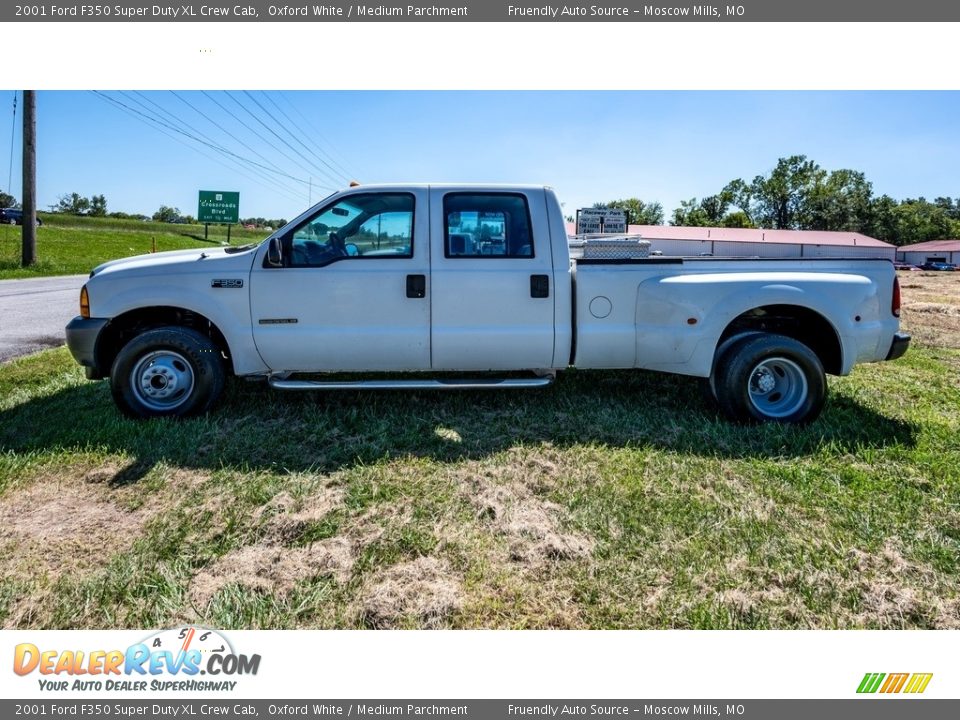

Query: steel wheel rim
[[747, 356, 808, 418], [130, 350, 195, 411]]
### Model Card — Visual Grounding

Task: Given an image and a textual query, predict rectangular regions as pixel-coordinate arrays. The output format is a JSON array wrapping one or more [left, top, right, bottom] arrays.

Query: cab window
[[443, 193, 534, 258], [286, 193, 414, 267]]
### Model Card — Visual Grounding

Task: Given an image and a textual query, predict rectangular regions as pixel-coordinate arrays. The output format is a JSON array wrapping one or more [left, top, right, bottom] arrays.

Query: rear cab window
[[443, 193, 534, 258]]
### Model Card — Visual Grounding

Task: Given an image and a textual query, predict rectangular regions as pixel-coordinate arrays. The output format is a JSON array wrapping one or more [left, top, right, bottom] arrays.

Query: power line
[[91, 92, 308, 207], [276, 92, 357, 180], [260, 92, 354, 182], [202, 90, 335, 194], [170, 91, 295, 182], [92, 91, 312, 189], [250, 91, 351, 186], [228, 91, 342, 187], [125, 91, 308, 201], [93, 92, 304, 206]]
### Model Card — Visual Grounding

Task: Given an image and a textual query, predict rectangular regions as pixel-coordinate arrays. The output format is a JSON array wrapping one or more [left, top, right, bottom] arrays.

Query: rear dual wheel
[[709, 333, 826, 424]]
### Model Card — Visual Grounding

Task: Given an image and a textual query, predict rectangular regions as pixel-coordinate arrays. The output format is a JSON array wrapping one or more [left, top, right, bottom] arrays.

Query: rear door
[[429, 188, 556, 370]]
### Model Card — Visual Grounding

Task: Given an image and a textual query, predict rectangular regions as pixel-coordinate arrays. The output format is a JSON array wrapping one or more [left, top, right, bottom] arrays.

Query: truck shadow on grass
[[0, 367, 918, 486]]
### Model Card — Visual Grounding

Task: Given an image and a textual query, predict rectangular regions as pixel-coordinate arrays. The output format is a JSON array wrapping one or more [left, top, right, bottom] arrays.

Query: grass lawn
[[0, 214, 269, 279], [1, 275, 958, 628]]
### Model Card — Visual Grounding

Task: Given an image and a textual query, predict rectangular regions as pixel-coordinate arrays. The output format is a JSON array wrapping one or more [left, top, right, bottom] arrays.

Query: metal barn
[[896, 240, 960, 265]]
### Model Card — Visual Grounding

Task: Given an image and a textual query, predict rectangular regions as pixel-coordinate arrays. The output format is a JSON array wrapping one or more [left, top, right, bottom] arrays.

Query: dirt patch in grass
[[358, 556, 462, 628], [254, 487, 345, 544], [461, 454, 595, 567], [690, 538, 960, 629], [848, 541, 960, 629], [188, 484, 352, 607], [0, 462, 156, 580], [189, 538, 354, 607]]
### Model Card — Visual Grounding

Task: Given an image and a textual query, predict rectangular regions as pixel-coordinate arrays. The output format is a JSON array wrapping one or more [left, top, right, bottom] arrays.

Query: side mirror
[[266, 237, 283, 267], [345, 242, 359, 257]]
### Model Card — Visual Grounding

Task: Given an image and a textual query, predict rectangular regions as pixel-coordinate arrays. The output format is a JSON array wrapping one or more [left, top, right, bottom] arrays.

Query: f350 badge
[[211, 279, 243, 289]]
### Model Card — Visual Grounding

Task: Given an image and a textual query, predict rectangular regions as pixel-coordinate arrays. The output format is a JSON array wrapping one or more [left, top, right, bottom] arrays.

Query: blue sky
[[5, 91, 959, 221]]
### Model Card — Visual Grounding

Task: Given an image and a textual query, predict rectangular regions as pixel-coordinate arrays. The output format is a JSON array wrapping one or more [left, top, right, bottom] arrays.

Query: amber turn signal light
[[80, 285, 90, 318]]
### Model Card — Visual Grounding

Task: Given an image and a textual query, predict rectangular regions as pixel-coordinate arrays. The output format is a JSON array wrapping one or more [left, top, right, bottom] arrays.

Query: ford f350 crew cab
[[65, 184, 910, 423]]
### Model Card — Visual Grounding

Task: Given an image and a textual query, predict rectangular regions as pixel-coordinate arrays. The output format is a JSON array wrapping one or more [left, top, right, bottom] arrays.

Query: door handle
[[530, 274, 549, 298], [406, 274, 426, 299]]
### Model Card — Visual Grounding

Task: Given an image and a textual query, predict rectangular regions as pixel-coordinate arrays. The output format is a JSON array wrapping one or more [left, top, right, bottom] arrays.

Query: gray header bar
[[3, 701, 960, 720], [6, 1, 960, 22]]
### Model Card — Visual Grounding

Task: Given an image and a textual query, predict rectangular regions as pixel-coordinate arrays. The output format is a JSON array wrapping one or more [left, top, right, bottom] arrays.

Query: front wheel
[[110, 327, 226, 419], [713, 333, 826, 424]]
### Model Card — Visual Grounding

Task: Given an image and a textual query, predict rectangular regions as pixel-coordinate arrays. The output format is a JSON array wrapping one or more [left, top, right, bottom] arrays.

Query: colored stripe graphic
[[857, 672, 932, 694], [904, 673, 933, 694], [857, 673, 885, 693], [880, 673, 909, 693]]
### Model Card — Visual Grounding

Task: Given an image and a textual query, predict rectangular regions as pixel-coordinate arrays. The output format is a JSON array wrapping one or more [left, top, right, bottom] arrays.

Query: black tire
[[110, 326, 226, 419], [713, 333, 826, 424], [700, 331, 765, 408]]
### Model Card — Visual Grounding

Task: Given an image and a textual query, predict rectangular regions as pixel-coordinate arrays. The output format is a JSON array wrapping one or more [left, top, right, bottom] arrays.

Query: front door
[[429, 189, 556, 371], [250, 189, 431, 372]]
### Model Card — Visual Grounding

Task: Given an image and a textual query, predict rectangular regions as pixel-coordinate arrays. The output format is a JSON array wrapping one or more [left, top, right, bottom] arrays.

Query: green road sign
[[198, 190, 240, 224]]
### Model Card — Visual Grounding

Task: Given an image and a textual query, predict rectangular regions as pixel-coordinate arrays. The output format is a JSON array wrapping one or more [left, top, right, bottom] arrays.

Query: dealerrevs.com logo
[[14, 627, 260, 693]]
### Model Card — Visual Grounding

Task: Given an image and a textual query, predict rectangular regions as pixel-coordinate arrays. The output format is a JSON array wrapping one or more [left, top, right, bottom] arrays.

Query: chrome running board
[[267, 376, 554, 391]]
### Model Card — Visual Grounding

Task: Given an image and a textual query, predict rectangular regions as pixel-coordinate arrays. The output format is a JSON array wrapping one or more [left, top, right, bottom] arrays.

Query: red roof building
[[896, 240, 960, 265], [565, 223, 895, 259]]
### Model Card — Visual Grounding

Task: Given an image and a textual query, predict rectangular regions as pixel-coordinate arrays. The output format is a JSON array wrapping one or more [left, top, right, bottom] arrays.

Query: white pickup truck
[[65, 184, 909, 423]]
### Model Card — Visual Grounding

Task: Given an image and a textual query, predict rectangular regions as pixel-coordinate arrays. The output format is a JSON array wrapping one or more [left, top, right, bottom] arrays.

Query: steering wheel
[[329, 231, 346, 256]]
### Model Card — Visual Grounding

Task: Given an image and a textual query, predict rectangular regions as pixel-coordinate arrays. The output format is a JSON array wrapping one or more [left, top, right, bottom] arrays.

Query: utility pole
[[21, 90, 36, 267]]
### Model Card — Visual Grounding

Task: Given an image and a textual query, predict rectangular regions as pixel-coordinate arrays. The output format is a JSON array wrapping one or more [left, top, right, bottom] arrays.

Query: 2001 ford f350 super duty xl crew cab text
[[65, 184, 910, 423]]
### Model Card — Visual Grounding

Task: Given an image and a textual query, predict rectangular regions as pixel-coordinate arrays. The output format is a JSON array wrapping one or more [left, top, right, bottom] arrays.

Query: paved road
[[0, 275, 86, 363]]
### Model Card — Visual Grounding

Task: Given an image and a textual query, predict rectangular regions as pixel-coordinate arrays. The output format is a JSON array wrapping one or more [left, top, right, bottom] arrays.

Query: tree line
[[589, 155, 960, 247], [1, 190, 286, 228]]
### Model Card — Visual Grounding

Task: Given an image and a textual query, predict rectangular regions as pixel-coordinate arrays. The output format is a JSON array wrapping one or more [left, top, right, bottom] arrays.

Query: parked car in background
[[919, 261, 957, 271], [0, 208, 42, 226], [893, 262, 922, 271]]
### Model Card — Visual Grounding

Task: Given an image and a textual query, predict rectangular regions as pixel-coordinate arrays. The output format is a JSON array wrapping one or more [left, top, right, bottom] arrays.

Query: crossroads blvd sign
[[198, 191, 240, 224]]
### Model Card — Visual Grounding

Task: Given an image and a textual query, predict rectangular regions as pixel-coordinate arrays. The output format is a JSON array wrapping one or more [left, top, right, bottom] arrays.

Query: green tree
[[933, 196, 960, 220], [865, 194, 899, 243], [152, 205, 183, 223], [889, 198, 959, 246], [56, 192, 91, 215], [89, 194, 107, 217], [735, 155, 825, 229], [719, 211, 754, 228], [595, 198, 664, 225], [806, 169, 874, 232], [671, 191, 742, 227], [0, 190, 16, 209]]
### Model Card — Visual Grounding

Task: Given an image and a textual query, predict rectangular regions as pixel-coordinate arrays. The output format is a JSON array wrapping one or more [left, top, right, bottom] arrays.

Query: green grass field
[[0, 339, 957, 629], [0, 222, 957, 629], [0, 214, 269, 279]]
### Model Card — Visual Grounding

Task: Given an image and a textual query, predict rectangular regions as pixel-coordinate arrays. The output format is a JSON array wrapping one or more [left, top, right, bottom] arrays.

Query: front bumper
[[885, 332, 911, 361], [65, 316, 109, 379]]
